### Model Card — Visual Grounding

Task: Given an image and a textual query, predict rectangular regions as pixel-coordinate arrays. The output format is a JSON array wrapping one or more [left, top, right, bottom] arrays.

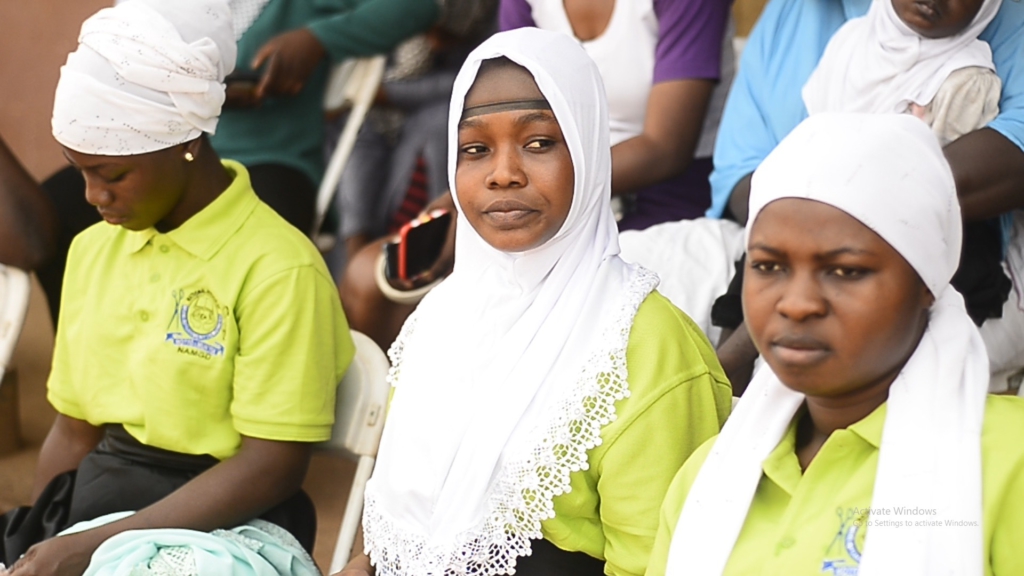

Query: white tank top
[[527, 0, 657, 147]]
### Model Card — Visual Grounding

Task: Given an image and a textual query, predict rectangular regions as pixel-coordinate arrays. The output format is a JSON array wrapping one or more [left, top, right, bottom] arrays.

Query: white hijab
[[802, 0, 1001, 114], [52, 0, 235, 156], [666, 113, 989, 575], [362, 28, 657, 576]]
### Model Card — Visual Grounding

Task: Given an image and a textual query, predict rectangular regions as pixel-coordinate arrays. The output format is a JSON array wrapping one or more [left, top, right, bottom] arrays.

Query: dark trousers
[[36, 163, 316, 326], [0, 426, 316, 565]]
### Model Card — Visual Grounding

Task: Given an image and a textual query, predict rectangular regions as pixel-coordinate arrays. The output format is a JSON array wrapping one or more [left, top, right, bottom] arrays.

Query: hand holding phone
[[384, 209, 454, 282], [224, 71, 263, 108]]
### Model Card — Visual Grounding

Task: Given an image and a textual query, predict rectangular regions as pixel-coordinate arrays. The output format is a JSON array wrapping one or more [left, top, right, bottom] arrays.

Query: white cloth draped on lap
[[666, 113, 989, 576], [363, 28, 657, 576], [52, 0, 235, 156], [802, 0, 1001, 115]]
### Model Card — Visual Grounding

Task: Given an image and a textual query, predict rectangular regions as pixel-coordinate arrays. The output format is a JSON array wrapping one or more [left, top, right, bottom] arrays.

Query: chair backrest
[[0, 265, 32, 378], [323, 330, 391, 457], [314, 56, 388, 236]]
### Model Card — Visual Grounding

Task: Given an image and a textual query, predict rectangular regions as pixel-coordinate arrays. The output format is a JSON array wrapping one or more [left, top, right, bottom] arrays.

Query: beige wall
[[0, 0, 109, 181]]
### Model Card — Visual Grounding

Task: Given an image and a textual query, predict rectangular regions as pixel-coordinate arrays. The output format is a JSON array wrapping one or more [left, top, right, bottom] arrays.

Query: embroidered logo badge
[[821, 507, 865, 576], [166, 289, 227, 359]]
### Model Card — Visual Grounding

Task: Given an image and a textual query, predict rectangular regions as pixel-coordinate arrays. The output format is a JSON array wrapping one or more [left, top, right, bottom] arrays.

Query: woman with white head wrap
[[0, 1, 352, 573], [337, 27, 732, 576], [645, 113, 1024, 576]]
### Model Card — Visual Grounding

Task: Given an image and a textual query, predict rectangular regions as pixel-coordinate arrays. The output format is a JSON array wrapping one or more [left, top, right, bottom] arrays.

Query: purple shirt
[[498, 0, 731, 230], [499, 0, 727, 83]]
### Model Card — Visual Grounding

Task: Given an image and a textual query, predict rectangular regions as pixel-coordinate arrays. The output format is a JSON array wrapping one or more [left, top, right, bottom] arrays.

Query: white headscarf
[[802, 0, 1001, 115], [52, 0, 235, 156], [362, 28, 657, 576], [666, 113, 989, 576]]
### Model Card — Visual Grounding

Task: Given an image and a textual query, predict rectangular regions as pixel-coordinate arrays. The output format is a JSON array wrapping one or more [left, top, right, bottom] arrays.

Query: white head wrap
[[52, 0, 235, 156], [802, 0, 1001, 115], [362, 28, 658, 576], [666, 113, 989, 576]]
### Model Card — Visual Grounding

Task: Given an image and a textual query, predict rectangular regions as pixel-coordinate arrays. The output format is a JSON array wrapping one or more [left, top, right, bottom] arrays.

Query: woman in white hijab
[[645, 113, 1024, 576], [0, 0, 351, 573], [336, 27, 732, 576], [802, 0, 1002, 146]]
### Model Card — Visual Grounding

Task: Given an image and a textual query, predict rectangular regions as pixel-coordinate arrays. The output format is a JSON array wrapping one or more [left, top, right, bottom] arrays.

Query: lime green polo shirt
[[48, 160, 354, 460], [647, 395, 1024, 576], [541, 291, 733, 576]]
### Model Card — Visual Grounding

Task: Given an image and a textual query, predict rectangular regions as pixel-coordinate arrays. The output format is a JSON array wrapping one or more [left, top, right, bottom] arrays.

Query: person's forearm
[[945, 128, 1024, 222], [78, 437, 311, 545], [31, 415, 104, 501], [716, 322, 759, 396], [726, 173, 753, 225], [610, 79, 714, 196], [0, 136, 57, 269]]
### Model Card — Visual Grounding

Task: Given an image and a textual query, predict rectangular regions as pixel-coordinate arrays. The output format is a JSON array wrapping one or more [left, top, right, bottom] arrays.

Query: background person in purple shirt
[[500, 0, 734, 230]]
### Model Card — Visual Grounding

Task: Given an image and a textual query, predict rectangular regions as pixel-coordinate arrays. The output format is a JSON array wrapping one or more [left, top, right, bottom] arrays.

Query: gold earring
[[184, 152, 195, 162]]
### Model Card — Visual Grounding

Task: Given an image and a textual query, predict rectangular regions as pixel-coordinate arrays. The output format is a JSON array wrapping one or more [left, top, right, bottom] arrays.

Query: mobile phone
[[384, 209, 453, 281], [225, 71, 261, 91]]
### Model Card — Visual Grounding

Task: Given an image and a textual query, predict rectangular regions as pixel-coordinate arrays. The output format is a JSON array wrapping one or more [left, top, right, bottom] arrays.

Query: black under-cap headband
[[461, 99, 551, 120]]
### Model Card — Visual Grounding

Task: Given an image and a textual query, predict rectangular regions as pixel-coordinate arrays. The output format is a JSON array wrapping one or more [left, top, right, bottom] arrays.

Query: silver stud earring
[[184, 152, 195, 162]]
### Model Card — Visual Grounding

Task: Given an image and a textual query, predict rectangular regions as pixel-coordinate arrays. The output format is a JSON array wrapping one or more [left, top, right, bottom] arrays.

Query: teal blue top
[[210, 0, 440, 185]]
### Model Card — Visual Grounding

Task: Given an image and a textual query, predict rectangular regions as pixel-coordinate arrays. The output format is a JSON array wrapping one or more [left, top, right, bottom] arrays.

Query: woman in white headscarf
[[337, 28, 732, 576], [0, 0, 352, 573], [802, 0, 1002, 146], [645, 113, 1024, 576]]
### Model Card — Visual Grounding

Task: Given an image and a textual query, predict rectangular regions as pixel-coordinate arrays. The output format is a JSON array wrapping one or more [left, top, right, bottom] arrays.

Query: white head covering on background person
[[666, 113, 989, 576], [802, 0, 1001, 115], [52, 0, 235, 156], [362, 28, 658, 576]]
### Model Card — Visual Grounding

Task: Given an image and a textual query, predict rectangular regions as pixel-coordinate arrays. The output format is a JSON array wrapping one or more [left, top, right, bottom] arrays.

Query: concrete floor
[[0, 278, 357, 572]]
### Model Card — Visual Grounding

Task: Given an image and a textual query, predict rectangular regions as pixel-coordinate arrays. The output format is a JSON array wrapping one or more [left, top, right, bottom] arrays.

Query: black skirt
[[0, 426, 315, 565], [510, 537, 606, 576]]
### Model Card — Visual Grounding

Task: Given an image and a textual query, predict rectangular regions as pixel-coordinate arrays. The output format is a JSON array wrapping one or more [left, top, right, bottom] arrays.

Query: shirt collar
[[847, 401, 886, 449], [127, 160, 259, 259], [761, 402, 887, 493]]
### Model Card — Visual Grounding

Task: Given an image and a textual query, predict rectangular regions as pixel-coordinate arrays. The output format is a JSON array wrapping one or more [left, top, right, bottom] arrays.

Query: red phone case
[[397, 209, 450, 280]]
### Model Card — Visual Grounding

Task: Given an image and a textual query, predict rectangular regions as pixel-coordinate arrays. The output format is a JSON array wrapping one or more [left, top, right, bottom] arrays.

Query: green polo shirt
[[48, 160, 354, 460], [542, 291, 733, 575], [646, 395, 1024, 576]]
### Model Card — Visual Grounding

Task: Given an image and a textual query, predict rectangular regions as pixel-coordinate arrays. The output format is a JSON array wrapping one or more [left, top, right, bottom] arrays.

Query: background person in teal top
[[210, 0, 441, 234]]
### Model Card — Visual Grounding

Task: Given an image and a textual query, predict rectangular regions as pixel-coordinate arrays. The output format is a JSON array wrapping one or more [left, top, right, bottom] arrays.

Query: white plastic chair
[[0, 265, 32, 384], [314, 56, 388, 237], [322, 330, 391, 573]]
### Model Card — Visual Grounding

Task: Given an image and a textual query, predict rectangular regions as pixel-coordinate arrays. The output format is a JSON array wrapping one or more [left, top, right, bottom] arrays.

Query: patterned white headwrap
[[52, 0, 235, 156]]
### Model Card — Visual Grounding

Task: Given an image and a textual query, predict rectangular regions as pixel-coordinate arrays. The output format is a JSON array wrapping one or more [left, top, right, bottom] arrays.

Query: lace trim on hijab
[[364, 266, 659, 576]]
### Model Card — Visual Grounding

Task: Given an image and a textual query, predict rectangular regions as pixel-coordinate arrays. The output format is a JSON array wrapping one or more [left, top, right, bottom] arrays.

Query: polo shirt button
[[139, 311, 150, 322], [159, 245, 170, 253], [150, 274, 160, 282], [779, 536, 796, 550]]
